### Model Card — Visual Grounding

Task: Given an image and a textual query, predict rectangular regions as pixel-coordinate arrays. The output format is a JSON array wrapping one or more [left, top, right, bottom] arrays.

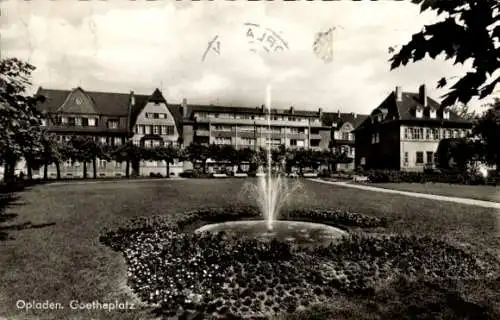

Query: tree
[[449, 102, 479, 120], [113, 142, 143, 178], [185, 143, 210, 173], [0, 58, 45, 183], [150, 145, 179, 177], [390, 0, 500, 107], [235, 147, 254, 172], [472, 98, 500, 171]]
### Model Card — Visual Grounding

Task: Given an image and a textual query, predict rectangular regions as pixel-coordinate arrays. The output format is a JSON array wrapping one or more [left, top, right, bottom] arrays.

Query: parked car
[[301, 170, 318, 178], [288, 172, 299, 178]]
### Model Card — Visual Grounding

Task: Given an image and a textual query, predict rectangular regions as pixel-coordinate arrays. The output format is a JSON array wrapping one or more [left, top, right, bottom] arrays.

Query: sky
[[1, 0, 497, 115]]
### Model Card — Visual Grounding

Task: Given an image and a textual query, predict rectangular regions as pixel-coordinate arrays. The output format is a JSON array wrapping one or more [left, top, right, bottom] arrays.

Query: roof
[[36, 87, 132, 116], [321, 112, 368, 129], [37, 87, 184, 135], [185, 104, 323, 118], [354, 89, 473, 131]]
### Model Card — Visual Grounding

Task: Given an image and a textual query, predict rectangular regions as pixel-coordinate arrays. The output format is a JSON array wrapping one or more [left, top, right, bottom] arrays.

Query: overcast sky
[[1, 0, 496, 114]]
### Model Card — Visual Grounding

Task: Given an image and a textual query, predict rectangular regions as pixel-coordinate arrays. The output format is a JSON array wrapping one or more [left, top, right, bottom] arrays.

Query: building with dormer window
[[35, 87, 134, 178], [354, 84, 473, 171], [321, 111, 368, 171], [35, 87, 184, 178], [129, 88, 183, 176]]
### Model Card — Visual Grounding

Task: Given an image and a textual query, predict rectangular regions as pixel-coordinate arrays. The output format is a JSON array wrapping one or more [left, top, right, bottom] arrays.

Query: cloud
[[1, 0, 494, 114]]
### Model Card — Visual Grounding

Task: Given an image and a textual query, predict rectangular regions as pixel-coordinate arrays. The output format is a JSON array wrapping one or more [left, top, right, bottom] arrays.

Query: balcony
[[196, 130, 210, 136]]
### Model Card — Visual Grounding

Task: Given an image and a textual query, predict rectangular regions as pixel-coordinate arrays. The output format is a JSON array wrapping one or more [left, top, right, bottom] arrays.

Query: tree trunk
[[83, 162, 87, 179], [56, 162, 61, 180], [92, 158, 97, 179], [166, 160, 170, 177], [202, 160, 207, 174], [4, 159, 16, 184], [43, 163, 48, 180], [27, 162, 33, 180], [125, 160, 130, 178]]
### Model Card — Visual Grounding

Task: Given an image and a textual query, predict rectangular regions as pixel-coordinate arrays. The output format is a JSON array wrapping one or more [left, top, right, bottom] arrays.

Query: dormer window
[[377, 114, 383, 122], [443, 108, 450, 120], [430, 108, 437, 119], [416, 106, 424, 118]]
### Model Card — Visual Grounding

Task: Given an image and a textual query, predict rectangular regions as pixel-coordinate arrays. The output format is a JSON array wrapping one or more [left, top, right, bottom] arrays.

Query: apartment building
[[130, 89, 183, 176], [354, 84, 473, 172], [35, 87, 183, 178], [322, 111, 368, 171], [182, 102, 332, 151]]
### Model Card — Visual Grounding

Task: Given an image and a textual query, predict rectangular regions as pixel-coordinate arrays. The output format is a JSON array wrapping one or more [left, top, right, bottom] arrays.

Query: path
[[308, 179, 500, 209]]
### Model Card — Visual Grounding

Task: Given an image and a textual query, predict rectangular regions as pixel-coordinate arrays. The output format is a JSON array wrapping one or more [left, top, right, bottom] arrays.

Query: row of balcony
[[195, 117, 325, 127], [196, 130, 323, 140]]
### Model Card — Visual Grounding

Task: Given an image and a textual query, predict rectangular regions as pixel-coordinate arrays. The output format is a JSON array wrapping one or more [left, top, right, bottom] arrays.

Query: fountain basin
[[195, 220, 347, 247]]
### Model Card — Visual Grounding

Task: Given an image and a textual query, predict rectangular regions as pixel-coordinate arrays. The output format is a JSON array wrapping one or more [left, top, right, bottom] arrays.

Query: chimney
[[351, 112, 357, 119], [290, 106, 294, 114], [318, 107, 323, 117], [395, 86, 402, 102], [337, 109, 341, 117], [182, 98, 188, 118], [419, 84, 427, 107], [128, 91, 135, 133], [130, 91, 135, 106]]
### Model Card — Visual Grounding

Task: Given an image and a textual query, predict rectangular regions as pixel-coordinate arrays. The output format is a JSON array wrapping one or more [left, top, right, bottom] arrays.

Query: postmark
[[244, 22, 289, 54], [201, 22, 289, 61]]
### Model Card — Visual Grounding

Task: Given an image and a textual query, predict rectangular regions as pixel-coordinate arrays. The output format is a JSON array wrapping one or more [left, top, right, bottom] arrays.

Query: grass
[[0, 178, 499, 319], [370, 182, 500, 203]]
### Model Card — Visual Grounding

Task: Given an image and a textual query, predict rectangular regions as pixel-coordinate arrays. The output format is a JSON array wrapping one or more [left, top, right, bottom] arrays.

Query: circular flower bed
[[100, 206, 497, 318]]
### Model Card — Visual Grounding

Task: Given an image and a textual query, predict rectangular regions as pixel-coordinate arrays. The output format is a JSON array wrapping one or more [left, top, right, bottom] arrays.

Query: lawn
[[371, 182, 500, 203], [0, 178, 499, 319]]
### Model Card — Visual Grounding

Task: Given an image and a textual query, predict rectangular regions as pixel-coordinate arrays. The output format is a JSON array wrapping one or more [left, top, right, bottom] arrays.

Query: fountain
[[195, 85, 346, 246]]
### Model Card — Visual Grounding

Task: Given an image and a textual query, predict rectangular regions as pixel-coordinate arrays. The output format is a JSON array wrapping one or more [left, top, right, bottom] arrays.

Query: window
[[296, 140, 305, 147], [108, 120, 119, 129], [298, 128, 305, 134], [100, 160, 107, 168], [425, 128, 431, 140], [310, 128, 320, 135], [290, 139, 297, 146], [433, 152, 439, 164], [404, 128, 409, 139], [88, 118, 96, 127], [342, 132, 350, 140], [144, 140, 152, 148], [443, 109, 450, 119], [75, 117, 82, 126], [432, 129, 440, 140], [138, 125, 144, 134], [416, 107, 423, 118], [82, 117, 88, 126], [153, 126, 160, 134], [114, 137, 122, 146], [153, 140, 161, 147], [61, 117, 68, 124], [115, 161, 122, 169], [100, 137, 107, 144], [145, 125, 151, 134], [159, 113, 166, 119], [404, 152, 409, 164], [310, 139, 320, 147], [430, 109, 437, 119], [416, 152, 424, 164], [426, 151, 434, 164]]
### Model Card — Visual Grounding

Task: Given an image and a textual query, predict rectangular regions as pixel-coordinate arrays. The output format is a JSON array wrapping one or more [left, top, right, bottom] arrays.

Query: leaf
[[437, 77, 448, 88]]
